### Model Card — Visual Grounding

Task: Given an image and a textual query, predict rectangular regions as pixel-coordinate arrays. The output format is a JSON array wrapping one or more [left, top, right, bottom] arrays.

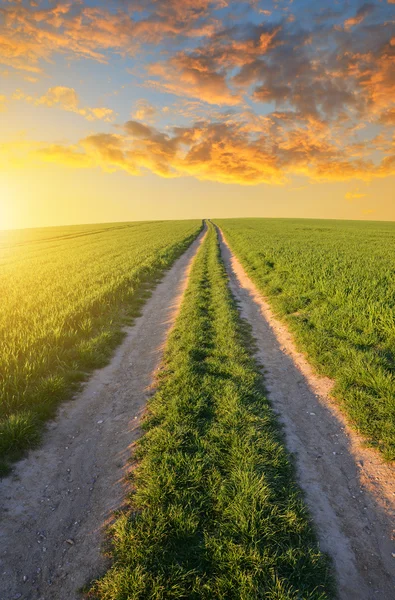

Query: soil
[[218, 227, 395, 600], [0, 227, 206, 600]]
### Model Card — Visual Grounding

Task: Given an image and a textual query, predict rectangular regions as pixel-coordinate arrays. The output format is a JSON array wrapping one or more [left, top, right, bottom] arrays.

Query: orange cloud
[[343, 4, 375, 31], [37, 86, 79, 110], [1, 0, 393, 193], [379, 108, 395, 124], [359, 53, 395, 115], [345, 189, 367, 201], [132, 100, 157, 123], [144, 23, 281, 107], [3, 114, 394, 186], [0, 0, 221, 74], [86, 107, 115, 122], [13, 86, 115, 121], [148, 54, 242, 106], [34, 144, 94, 168]]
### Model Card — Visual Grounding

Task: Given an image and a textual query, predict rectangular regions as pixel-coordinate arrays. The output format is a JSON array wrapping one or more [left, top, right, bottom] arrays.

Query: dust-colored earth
[[0, 227, 206, 600], [218, 227, 395, 600]]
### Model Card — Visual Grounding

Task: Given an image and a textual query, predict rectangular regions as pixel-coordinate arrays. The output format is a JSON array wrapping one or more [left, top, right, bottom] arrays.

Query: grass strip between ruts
[[89, 222, 334, 599]]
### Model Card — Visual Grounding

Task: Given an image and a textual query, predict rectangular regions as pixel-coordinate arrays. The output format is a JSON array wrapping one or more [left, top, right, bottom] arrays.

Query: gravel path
[[0, 227, 206, 600], [218, 227, 395, 600]]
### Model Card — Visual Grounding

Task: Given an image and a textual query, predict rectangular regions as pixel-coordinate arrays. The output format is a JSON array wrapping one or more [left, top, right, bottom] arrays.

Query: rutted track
[[217, 226, 395, 600], [0, 226, 206, 600]]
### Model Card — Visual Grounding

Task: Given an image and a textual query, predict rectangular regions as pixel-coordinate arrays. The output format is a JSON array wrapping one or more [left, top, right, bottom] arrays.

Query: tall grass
[[0, 220, 202, 470], [89, 223, 333, 599], [216, 218, 395, 460]]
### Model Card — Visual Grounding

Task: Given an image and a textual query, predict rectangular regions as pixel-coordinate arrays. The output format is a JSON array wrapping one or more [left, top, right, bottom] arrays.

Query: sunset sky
[[0, 0, 394, 229]]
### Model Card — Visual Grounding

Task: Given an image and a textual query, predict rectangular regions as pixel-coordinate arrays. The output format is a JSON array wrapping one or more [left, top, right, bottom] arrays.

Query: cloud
[[1, 0, 394, 191], [23, 75, 38, 83], [14, 86, 115, 121], [356, 46, 395, 115], [345, 189, 367, 201], [86, 107, 115, 122], [124, 121, 154, 138], [143, 4, 394, 127], [35, 144, 94, 168], [132, 100, 157, 122], [6, 113, 394, 186], [37, 86, 79, 111], [0, 0, 222, 74], [343, 3, 375, 31], [81, 133, 139, 173], [0, 94, 7, 112], [144, 21, 283, 106], [379, 108, 395, 124], [2, 0, 393, 127], [0, 138, 45, 168], [148, 53, 242, 106]]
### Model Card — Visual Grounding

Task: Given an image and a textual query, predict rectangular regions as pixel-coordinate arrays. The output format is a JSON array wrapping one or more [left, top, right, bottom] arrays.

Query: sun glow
[[0, 179, 16, 230]]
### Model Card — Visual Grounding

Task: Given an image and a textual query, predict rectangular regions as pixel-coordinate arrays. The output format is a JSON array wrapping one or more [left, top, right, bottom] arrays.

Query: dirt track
[[0, 227, 206, 600], [218, 227, 395, 600]]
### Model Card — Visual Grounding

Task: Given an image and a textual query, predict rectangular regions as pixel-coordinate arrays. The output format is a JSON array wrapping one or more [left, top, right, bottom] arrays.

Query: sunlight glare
[[0, 179, 15, 230]]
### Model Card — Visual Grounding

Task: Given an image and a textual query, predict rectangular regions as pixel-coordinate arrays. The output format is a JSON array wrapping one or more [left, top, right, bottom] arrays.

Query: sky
[[0, 0, 394, 229]]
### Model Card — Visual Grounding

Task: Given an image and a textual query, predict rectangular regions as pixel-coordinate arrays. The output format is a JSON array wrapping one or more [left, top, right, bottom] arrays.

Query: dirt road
[[0, 227, 206, 600], [218, 227, 395, 600]]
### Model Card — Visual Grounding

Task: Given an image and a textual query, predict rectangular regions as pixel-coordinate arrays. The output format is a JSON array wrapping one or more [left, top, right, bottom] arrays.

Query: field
[[90, 222, 333, 599], [217, 219, 395, 460], [0, 220, 201, 469], [1, 217, 394, 599]]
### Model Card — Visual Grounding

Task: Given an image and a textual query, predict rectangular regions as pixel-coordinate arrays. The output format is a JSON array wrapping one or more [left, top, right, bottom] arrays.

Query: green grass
[[89, 223, 333, 600], [216, 218, 395, 460], [0, 220, 202, 471]]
